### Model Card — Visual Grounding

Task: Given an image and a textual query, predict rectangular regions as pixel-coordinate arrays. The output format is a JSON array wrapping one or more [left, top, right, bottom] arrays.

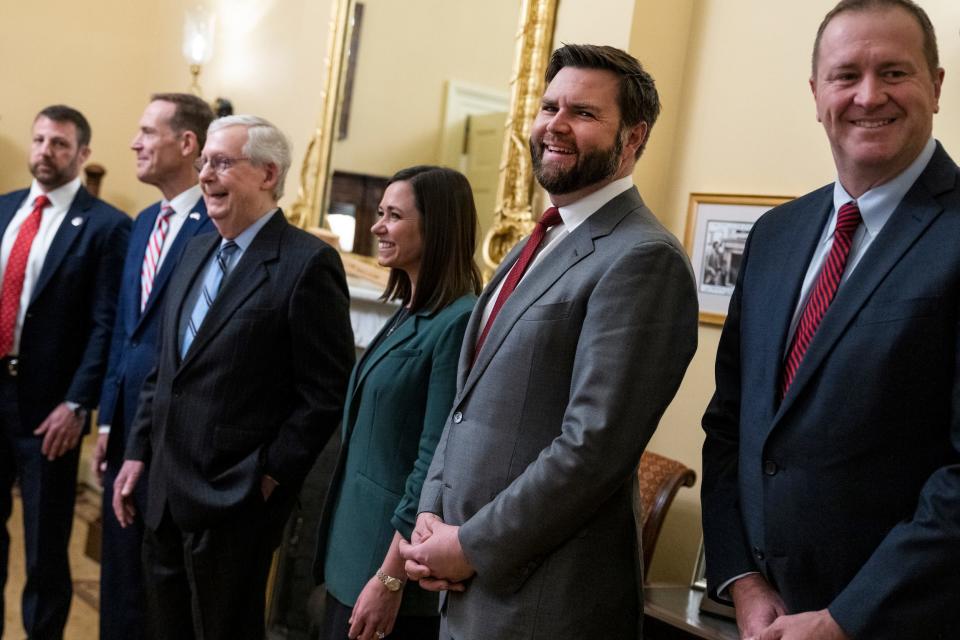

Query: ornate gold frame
[[290, 0, 558, 270]]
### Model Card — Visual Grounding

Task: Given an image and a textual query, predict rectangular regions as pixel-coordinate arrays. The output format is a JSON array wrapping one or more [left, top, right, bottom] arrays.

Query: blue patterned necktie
[[181, 240, 239, 357]]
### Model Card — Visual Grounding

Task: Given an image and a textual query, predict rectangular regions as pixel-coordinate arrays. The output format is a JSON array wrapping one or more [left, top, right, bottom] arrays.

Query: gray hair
[[208, 114, 291, 199]]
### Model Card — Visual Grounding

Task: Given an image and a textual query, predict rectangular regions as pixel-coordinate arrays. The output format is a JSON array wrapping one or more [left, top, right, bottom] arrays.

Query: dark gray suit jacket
[[702, 143, 960, 639], [126, 211, 355, 532], [420, 187, 698, 639]]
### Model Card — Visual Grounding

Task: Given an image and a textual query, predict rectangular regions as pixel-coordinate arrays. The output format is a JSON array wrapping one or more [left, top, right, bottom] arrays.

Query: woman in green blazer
[[316, 166, 481, 640]]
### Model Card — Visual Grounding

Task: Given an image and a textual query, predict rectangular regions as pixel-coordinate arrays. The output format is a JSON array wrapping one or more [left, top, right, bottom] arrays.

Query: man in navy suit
[[92, 93, 214, 640], [702, 2, 960, 639], [0, 105, 129, 638]]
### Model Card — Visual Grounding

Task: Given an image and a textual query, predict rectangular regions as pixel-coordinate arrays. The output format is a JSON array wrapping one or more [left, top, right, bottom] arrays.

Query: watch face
[[385, 576, 402, 591]]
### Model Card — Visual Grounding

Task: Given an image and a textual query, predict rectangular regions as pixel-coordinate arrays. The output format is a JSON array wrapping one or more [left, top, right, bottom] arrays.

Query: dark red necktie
[[474, 207, 563, 358], [0, 194, 50, 355], [781, 201, 862, 395]]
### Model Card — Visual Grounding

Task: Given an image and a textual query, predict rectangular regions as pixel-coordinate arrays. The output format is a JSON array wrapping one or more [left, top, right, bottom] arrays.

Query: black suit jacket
[[702, 143, 960, 639], [125, 211, 354, 532], [0, 186, 129, 433]]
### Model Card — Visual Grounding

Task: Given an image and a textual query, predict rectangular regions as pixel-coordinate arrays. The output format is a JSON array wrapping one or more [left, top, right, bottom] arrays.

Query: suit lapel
[[776, 155, 952, 421], [124, 203, 161, 332], [178, 212, 283, 370], [136, 197, 210, 328], [342, 312, 420, 439], [0, 190, 28, 239], [750, 189, 833, 421], [459, 189, 641, 400], [30, 187, 93, 304]]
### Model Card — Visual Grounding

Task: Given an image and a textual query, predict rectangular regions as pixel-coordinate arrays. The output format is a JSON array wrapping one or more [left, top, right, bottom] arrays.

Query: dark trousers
[[99, 401, 148, 640], [0, 376, 80, 640], [142, 495, 290, 640], [320, 592, 440, 640]]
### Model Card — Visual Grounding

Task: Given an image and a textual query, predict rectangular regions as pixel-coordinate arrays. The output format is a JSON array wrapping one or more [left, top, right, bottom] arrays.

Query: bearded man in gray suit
[[399, 44, 698, 639]]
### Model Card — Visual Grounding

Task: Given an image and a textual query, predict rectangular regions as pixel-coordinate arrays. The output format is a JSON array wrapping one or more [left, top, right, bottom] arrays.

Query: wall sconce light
[[183, 6, 216, 96]]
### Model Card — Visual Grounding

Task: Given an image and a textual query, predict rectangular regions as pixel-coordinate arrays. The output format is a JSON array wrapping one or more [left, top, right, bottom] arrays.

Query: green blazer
[[315, 293, 475, 615]]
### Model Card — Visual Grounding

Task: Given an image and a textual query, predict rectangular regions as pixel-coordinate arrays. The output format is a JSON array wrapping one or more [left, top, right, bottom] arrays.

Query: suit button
[[763, 460, 778, 476], [752, 546, 765, 561], [131, 340, 139, 348], [453, 411, 463, 424]]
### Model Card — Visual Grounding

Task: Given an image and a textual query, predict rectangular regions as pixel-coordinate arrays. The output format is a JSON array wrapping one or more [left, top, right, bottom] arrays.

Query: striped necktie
[[781, 201, 862, 395], [140, 204, 175, 312], [181, 240, 239, 358]]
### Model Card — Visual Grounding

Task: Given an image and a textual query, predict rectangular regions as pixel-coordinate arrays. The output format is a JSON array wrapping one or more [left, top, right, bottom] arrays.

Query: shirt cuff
[[98, 425, 111, 435], [716, 571, 760, 602]]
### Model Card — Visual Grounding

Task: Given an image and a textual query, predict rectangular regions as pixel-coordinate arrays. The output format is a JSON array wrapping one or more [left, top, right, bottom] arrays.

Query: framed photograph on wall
[[684, 193, 793, 325]]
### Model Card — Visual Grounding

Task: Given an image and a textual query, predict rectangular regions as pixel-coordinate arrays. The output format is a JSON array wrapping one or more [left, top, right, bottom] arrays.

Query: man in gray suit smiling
[[400, 44, 698, 639]]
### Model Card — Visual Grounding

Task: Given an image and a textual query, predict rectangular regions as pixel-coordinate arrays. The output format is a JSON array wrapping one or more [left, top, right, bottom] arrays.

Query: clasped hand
[[398, 513, 475, 592]]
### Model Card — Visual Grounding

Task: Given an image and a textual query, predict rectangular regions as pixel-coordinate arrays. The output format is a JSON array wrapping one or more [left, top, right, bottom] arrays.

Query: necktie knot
[[539, 207, 562, 229], [835, 201, 862, 234], [159, 204, 175, 220], [33, 195, 50, 211]]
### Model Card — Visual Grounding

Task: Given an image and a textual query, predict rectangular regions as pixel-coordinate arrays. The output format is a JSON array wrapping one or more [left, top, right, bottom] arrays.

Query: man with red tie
[[702, 2, 960, 639], [0, 105, 129, 638], [93, 93, 214, 640], [399, 45, 698, 639]]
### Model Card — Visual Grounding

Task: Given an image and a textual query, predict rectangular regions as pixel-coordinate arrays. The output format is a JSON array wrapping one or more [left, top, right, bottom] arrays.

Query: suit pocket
[[213, 424, 265, 452], [520, 300, 573, 322], [856, 296, 940, 325]]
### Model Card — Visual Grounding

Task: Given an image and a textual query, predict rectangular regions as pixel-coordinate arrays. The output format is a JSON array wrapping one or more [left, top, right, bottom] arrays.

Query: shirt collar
[[28, 176, 82, 211], [555, 176, 634, 233], [163, 184, 203, 218], [224, 208, 277, 252], [832, 137, 936, 237]]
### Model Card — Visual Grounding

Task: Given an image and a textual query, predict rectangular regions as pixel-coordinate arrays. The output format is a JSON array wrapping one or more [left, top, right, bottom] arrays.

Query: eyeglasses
[[194, 155, 251, 174]]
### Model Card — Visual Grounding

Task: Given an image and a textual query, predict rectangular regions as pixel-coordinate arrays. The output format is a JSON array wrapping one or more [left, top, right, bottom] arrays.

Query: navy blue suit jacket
[[702, 143, 960, 639], [98, 195, 214, 451], [0, 186, 130, 434]]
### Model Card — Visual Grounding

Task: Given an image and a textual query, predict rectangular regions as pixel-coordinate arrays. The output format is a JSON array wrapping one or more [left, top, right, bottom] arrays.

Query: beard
[[529, 130, 623, 195], [29, 156, 80, 190]]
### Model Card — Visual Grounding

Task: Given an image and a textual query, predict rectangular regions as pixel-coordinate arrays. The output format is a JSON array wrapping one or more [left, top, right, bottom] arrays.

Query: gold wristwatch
[[376, 569, 404, 592]]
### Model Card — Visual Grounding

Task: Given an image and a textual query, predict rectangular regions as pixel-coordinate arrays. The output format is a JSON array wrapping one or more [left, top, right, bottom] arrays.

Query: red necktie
[[781, 201, 862, 395], [0, 194, 51, 355], [475, 207, 563, 357], [140, 204, 175, 311]]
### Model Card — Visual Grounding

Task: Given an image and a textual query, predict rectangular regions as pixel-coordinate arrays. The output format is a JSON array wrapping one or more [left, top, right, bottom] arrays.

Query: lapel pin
[[189, 211, 201, 220], [71, 216, 83, 227]]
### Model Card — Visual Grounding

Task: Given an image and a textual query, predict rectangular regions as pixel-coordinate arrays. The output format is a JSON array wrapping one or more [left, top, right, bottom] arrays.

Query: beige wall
[[632, 0, 960, 584]]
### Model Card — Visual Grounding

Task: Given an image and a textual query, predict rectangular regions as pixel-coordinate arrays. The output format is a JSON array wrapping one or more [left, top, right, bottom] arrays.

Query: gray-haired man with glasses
[[113, 115, 355, 639]]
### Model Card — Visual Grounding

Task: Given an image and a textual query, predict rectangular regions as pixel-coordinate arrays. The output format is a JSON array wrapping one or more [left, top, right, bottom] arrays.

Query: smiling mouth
[[852, 118, 896, 128], [378, 240, 395, 249]]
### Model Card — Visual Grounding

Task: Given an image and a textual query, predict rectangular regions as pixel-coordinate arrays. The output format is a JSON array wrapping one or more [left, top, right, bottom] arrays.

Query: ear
[[179, 130, 199, 158], [78, 145, 92, 164], [623, 121, 648, 158], [809, 77, 823, 122], [261, 162, 280, 195], [932, 67, 944, 114]]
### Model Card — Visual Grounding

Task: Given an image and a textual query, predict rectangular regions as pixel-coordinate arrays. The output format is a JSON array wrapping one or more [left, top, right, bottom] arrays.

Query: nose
[[130, 133, 142, 150], [198, 159, 216, 181], [545, 109, 571, 134], [853, 74, 888, 110], [370, 217, 385, 235]]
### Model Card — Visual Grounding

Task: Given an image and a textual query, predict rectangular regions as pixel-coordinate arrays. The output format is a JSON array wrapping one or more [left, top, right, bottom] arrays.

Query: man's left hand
[[398, 520, 474, 591], [34, 403, 84, 460], [753, 610, 849, 640]]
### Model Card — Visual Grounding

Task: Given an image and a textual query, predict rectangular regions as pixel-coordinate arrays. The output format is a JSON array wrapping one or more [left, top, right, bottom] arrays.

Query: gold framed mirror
[[289, 0, 558, 275]]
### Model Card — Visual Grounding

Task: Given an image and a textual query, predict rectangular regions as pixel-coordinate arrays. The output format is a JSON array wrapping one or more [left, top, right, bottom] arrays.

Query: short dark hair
[[545, 44, 661, 158], [812, 0, 939, 78], [36, 105, 91, 147], [381, 166, 482, 313], [150, 93, 215, 151]]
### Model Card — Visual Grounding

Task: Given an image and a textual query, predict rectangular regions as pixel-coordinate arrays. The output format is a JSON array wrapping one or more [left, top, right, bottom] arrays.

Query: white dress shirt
[[151, 183, 203, 275], [0, 177, 82, 355]]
